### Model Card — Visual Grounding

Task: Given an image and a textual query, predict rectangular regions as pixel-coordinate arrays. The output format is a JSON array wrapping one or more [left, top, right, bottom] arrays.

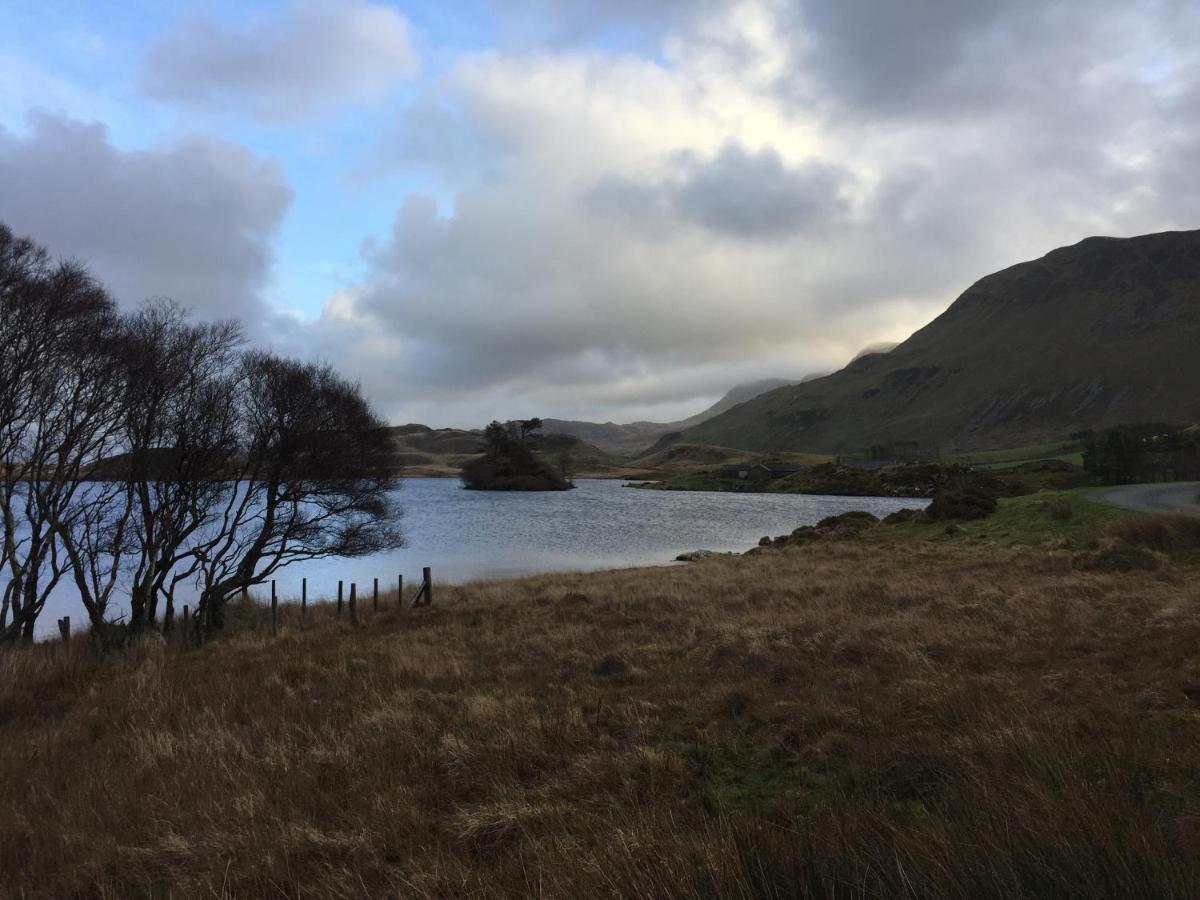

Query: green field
[[947, 440, 1085, 467], [867, 489, 1131, 546]]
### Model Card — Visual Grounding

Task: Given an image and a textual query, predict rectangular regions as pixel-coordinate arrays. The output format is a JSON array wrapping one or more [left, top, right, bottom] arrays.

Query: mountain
[[680, 230, 1200, 454], [670, 378, 795, 429], [542, 378, 795, 454]]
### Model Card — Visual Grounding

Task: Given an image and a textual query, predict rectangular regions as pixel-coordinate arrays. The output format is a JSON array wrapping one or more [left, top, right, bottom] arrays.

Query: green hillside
[[681, 230, 1200, 453]]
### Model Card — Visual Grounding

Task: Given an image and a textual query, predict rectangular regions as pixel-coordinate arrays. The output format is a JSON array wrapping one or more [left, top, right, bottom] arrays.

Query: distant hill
[[386, 424, 637, 477], [680, 229, 1200, 453], [542, 378, 796, 454]]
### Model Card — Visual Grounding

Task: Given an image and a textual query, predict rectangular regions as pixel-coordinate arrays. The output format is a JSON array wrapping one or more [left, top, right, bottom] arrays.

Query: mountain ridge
[[540, 377, 795, 454], [678, 229, 1200, 454]]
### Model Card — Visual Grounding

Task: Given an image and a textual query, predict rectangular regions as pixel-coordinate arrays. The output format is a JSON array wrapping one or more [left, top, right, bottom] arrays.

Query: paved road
[[1093, 481, 1200, 516]]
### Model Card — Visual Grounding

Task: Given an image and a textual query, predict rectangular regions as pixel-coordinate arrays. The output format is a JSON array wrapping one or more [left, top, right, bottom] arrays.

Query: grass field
[[2, 506, 1200, 897], [947, 440, 1086, 468], [870, 489, 1131, 545]]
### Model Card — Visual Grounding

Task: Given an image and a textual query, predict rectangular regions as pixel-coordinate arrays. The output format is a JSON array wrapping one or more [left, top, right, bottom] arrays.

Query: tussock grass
[[2, 541, 1199, 897], [1109, 513, 1200, 555]]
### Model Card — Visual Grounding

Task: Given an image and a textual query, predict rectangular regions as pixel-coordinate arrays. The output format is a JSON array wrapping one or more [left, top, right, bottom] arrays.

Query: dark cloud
[[0, 114, 292, 328], [775, 0, 1193, 122], [588, 144, 852, 239], [788, 0, 1032, 113], [140, 0, 418, 123], [673, 144, 851, 238]]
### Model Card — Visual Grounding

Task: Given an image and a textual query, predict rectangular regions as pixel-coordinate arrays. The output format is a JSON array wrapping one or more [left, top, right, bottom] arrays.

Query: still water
[[37, 478, 926, 632]]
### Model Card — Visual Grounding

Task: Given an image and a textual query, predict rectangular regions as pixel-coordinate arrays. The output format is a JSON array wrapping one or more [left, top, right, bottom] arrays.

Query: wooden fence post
[[349, 583, 358, 626], [373, 577, 379, 612], [182, 605, 189, 644], [398, 574, 403, 609], [57, 616, 70, 643], [271, 580, 278, 636], [337, 580, 344, 616], [413, 566, 433, 608], [301, 577, 307, 621]]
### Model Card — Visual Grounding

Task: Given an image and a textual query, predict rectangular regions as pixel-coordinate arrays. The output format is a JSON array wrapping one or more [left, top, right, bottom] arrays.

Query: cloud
[[590, 143, 853, 239], [784, 0, 1033, 114], [140, 0, 418, 123], [297, 0, 1200, 429], [483, 0, 721, 48], [0, 114, 292, 328], [772, 0, 1200, 122], [351, 101, 510, 182]]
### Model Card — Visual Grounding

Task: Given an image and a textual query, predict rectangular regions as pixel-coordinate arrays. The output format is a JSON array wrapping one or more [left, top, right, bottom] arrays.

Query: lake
[[35, 478, 926, 633]]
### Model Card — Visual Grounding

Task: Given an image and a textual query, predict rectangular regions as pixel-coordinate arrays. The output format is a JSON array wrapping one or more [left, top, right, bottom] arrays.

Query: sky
[[1, 0, 1197, 428]]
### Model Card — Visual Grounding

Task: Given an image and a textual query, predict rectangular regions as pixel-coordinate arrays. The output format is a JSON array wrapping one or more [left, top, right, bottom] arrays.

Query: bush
[[1044, 495, 1074, 521], [927, 483, 999, 521], [816, 511, 879, 530], [883, 508, 927, 525]]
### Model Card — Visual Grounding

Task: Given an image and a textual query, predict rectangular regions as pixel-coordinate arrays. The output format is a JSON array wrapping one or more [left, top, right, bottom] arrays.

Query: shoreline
[[402, 467, 659, 480]]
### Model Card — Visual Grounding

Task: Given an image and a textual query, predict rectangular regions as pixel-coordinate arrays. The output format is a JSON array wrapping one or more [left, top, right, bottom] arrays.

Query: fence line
[[220, 568, 435, 639]]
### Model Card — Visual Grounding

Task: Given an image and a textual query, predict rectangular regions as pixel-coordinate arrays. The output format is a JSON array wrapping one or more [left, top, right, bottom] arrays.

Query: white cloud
[[140, 0, 419, 123]]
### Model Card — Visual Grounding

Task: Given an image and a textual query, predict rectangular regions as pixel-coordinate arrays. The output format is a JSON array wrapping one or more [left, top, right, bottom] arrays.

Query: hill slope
[[682, 230, 1200, 453], [543, 378, 794, 454]]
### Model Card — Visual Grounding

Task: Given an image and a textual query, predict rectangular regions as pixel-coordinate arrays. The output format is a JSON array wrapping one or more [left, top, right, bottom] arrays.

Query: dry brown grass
[[2, 541, 1200, 897], [1109, 513, 1200, 555]]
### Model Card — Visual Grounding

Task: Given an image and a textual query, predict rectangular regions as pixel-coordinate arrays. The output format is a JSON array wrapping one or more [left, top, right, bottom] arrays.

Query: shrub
[[817, 511, 879, 529], [883, 508, 927, 525], [927, 483, 998, 521], [1045, 495, 1074, 522]]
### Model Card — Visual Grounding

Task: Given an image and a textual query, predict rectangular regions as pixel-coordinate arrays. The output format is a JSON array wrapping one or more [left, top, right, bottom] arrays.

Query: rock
[[675, 550, 731, 562]]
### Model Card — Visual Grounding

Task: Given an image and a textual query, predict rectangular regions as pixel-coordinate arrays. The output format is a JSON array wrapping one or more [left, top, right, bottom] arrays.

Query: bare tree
[[190, 352, 402, 630], [1, 223, 403, 643], [115, 304, 244, 635], [0, 225, 120, 640]]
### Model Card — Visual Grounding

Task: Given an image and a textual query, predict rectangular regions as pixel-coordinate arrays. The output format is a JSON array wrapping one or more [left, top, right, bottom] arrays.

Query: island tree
[[461, 420, 572, 491]]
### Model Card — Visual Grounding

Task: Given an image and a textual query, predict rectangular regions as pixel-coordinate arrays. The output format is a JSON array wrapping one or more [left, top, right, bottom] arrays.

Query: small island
[[461, 419, 575, 491]]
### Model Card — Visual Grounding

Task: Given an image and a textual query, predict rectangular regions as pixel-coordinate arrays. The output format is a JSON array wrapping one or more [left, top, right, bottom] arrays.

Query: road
[[1092, 481, 1200, 516]]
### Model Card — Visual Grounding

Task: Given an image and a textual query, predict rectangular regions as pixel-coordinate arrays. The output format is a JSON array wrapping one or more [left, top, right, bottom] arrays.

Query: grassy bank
[[631, 459, 1096, 499], [2, 514, 1200, 897], [868, 488, 1131, 545]]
